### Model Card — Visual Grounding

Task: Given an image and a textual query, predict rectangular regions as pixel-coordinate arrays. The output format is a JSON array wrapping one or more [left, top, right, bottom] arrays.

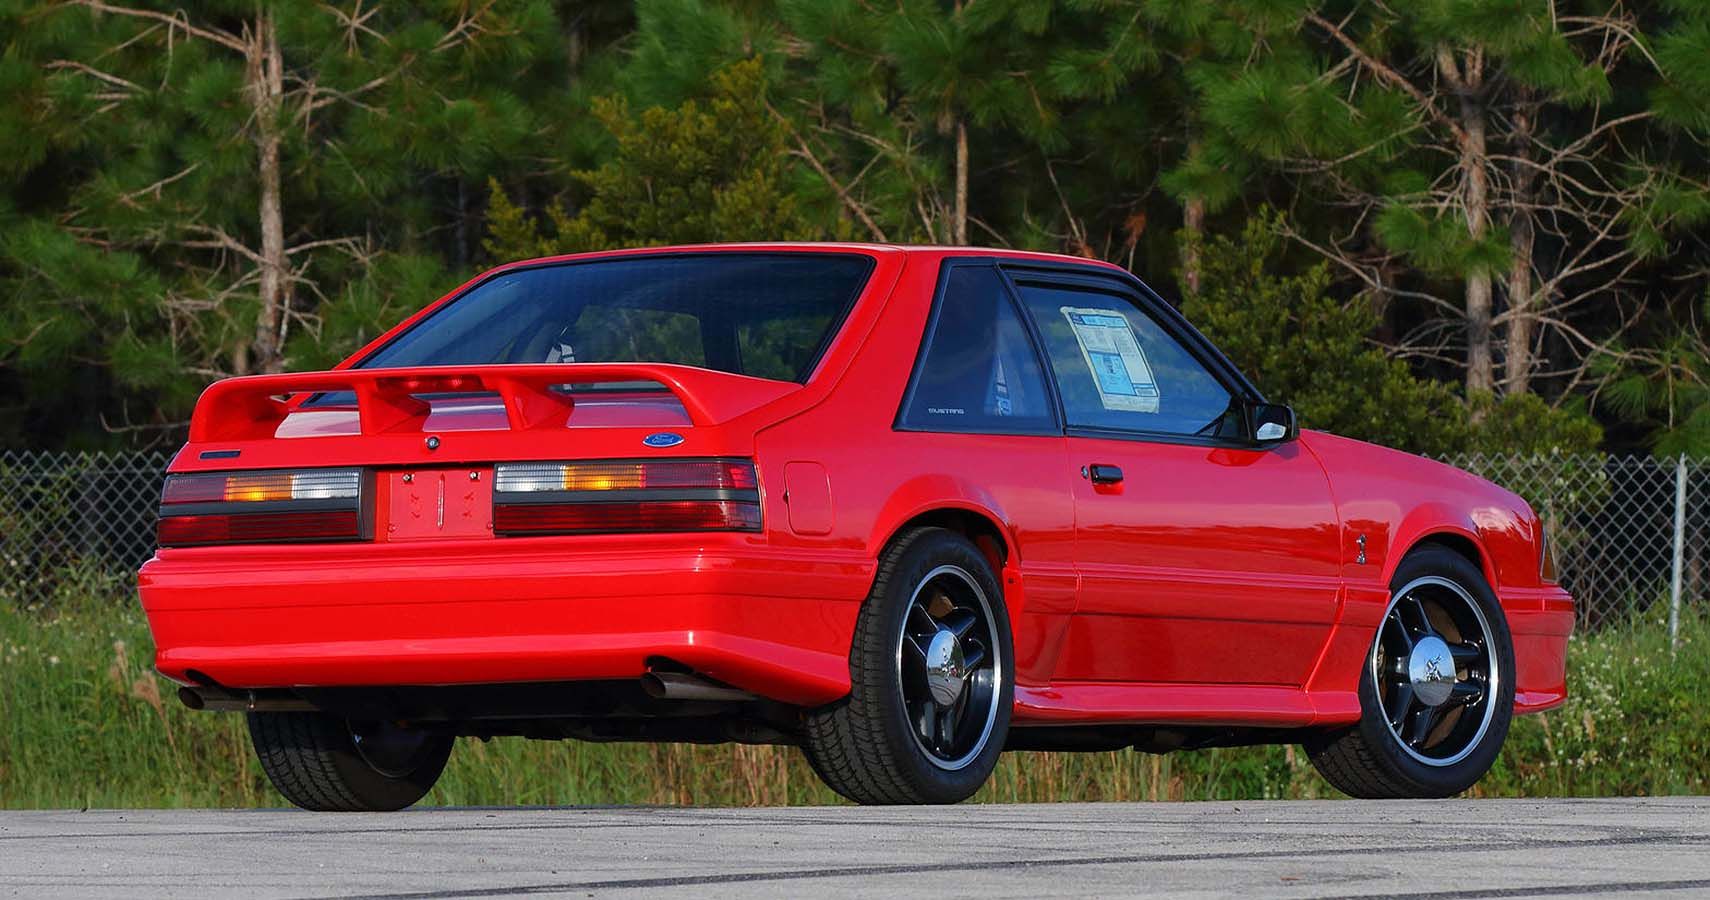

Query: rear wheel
[[1306, 544, 1515, 798], [248, 711, 453, 811], [803, 527, 1013, 804]]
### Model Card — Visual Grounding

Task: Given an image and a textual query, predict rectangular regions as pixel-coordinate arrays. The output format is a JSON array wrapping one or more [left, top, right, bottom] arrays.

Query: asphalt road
[[3, 798, 1709, 899]]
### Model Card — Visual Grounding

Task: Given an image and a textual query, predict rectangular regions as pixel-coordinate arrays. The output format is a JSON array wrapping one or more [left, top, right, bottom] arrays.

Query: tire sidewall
[[1356, 546, 1517, 797], [333, 721, 454, 810], [248, 711, 453, 811], [867, 529, 1014, 802]]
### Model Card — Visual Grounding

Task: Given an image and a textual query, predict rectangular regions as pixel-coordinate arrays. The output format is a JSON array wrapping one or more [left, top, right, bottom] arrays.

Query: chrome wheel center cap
[[924, 629, 967, 706], [1408, 635, 1457, 707]]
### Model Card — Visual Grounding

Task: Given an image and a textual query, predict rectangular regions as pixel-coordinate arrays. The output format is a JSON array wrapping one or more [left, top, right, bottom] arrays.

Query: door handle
[[1083, 463, 1124, 485]]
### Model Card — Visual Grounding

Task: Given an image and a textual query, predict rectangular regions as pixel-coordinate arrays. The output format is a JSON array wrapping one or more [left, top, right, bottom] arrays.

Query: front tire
[[248, 711, 453, 811], [1306, 544, 1516, 798], [803, 527, 1014, 804]]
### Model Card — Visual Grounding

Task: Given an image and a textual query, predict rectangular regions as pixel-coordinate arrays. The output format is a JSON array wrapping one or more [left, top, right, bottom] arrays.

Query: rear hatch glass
[[359, 252, 872, 380], [297, 253, 873, 430]]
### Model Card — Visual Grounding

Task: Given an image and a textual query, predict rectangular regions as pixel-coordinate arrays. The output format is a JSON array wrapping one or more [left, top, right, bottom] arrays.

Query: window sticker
[[1060, 307, 1159, 412]]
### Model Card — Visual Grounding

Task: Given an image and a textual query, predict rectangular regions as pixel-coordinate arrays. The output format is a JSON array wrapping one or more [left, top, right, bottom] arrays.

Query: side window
[[1014, 281, 1237, 438], [898, 265, 1056, 434]]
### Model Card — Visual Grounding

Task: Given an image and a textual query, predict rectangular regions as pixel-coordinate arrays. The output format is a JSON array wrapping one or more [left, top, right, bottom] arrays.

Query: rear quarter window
[[898, 265, 1056, 435]]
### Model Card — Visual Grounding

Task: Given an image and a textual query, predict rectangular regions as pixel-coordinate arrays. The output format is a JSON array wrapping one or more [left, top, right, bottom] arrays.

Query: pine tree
[[1185, 210, 1601, 455], [1184, 212, 1471, 455], [0, 1, 562, 444], [483, 58, 822, 260], [1180, 0, 1710, 403]]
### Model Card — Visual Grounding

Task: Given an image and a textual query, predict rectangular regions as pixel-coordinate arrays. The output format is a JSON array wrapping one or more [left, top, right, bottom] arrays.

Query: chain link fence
[[1446, 453, 1706, 633], [1, 449, 1704, 630], [0, 450, 172, 607]]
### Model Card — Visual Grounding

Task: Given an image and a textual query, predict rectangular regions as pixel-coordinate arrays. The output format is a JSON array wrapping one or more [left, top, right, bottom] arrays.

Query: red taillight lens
[[494, 500, 761, 535], [157, 510, 362, 545], [492, 459, 761, 536], [495, 460, 756, 492], [157, 468, 368, 547]]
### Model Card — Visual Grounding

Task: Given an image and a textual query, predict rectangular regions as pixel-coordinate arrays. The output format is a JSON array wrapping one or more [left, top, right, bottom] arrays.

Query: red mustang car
[[139, 244, 1572, 810]]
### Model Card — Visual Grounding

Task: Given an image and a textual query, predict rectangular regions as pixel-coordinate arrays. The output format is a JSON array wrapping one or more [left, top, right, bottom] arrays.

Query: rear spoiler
[[188, 364, 799, 442]]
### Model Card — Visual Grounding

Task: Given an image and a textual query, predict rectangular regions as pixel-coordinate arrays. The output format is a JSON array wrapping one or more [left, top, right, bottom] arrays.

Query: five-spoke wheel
[[1307, 545, 1516, 798], [804, 527, 1014, 804], [1373, 576, 1499, 767], [896, 564, 1004, 770]]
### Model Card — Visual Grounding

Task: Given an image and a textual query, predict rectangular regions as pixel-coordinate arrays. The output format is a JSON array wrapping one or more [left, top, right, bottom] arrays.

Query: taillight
[[492, 459, 761, 535], [157, 469, 369, 547]]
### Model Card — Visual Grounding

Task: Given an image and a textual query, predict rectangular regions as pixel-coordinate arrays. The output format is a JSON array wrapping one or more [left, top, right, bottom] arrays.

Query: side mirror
[[1247, 401, 1298, 446]]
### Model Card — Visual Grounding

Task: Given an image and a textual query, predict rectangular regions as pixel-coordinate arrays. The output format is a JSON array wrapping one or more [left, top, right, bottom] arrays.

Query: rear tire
[[248, 711, 453, 811], [1306, 544, 1515, 798], [803, 527, 1013, 804]]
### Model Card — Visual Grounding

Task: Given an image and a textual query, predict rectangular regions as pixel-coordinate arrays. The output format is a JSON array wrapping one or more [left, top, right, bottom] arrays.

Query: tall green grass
[[3, 592, 1705, 808]]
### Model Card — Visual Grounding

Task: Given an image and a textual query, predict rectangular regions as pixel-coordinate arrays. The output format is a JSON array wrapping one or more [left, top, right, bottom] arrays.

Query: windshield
[[357, 253, 874, 383]]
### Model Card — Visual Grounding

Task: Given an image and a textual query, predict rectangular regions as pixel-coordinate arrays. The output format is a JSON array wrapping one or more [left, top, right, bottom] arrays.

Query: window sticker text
[[1059, 307, 1159, 413]]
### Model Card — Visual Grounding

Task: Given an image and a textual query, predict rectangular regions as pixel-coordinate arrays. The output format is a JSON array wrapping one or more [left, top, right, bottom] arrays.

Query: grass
[[2, 588, 1706, 808]]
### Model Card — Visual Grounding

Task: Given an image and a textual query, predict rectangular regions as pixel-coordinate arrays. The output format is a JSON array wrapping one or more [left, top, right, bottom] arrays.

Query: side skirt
[[1013, 682, 1362, 729]]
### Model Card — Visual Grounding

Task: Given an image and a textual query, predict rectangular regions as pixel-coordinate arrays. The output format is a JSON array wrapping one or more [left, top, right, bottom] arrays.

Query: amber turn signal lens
[[222, 473, 295, 502]]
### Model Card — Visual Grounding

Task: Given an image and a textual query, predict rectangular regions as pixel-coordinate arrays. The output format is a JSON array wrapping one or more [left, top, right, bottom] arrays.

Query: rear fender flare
[[866, 475, 1025, 617]]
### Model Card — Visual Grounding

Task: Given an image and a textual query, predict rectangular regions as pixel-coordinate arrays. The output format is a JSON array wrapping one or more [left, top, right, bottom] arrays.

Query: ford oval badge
[[643, 432, 685, 448]]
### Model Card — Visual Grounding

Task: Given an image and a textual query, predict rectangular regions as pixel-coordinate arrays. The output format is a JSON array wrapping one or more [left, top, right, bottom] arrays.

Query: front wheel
[[1306, 544, 1516, 798], [248, 711, 453, 811], [803, 527, 1014, 804]]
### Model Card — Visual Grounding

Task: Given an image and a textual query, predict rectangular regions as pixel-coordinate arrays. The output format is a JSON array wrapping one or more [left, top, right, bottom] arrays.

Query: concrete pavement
[[3, 797, 1709, 898]]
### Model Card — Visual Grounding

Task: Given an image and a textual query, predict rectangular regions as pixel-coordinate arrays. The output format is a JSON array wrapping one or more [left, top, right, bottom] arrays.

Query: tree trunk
[[1447, 49, 1495, 398], [1505, 213, 1536, 395], [952, 118, 968, 245], [1504, 99, 1539, 395], [1181, 194, 1205, 294], [1179, 135, 1205, 293], [455, 179, 469, 271], [248, 12, 287, 375]]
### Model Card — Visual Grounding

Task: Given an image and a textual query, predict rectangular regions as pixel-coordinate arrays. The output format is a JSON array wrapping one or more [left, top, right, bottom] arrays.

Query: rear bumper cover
[[139, 536, 873, 707]]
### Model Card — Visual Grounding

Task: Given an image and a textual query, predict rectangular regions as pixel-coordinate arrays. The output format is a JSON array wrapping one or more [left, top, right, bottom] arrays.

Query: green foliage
[[1593, 291, 1710, 458], [1486, 611, 1710, 797], [0, 1, 575, 446], [1183, 210, 1603, 456], [1181, 212, 1471, 455], [1464, 391, 1604, 456], [1, 0, 1708, 455], [1373, 204, 1511, 278], [483, 58, 822, 261]]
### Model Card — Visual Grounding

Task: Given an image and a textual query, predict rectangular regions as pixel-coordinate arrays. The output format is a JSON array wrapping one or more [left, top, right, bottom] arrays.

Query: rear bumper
[[138, 535, 873, 707]]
